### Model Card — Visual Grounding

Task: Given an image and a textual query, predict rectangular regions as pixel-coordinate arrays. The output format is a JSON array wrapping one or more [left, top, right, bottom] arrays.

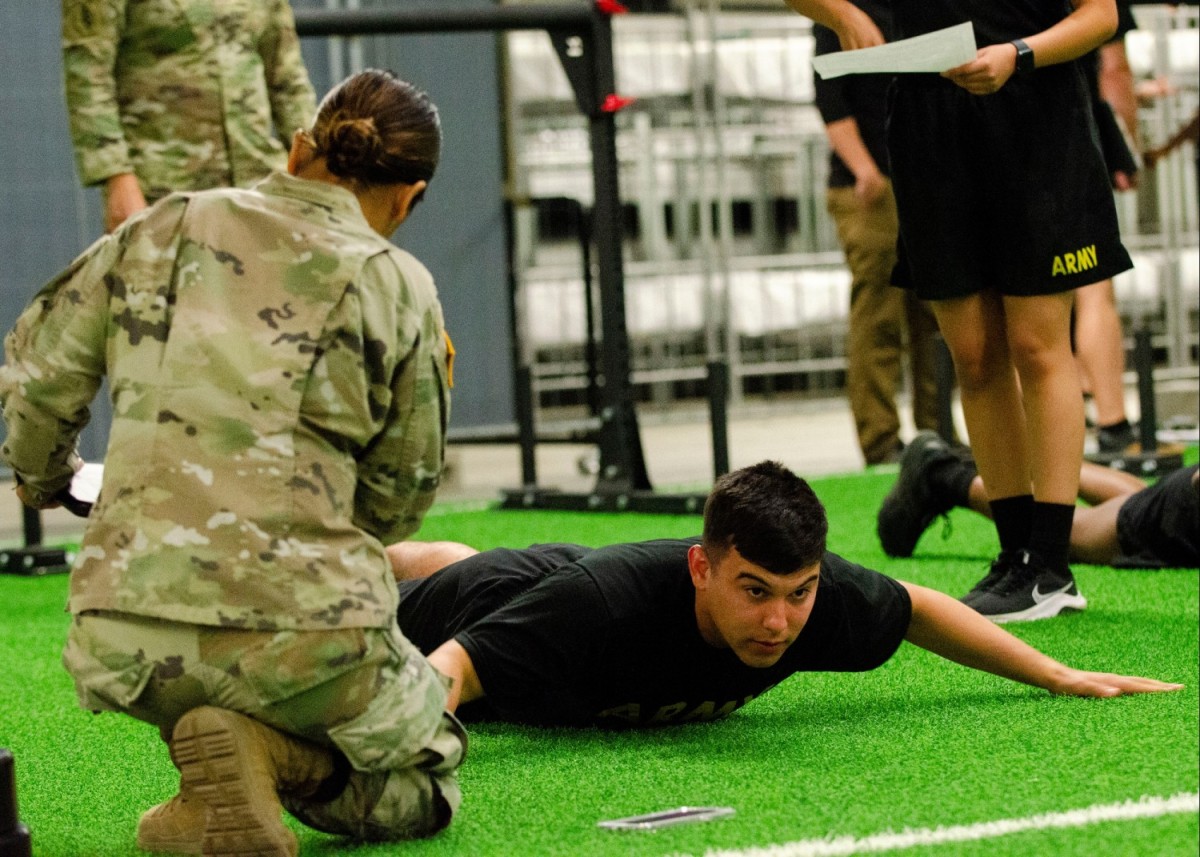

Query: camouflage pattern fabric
[[0, 172, 451, 631], [65, 611, 465, 839], [63, 0, 317, 199]]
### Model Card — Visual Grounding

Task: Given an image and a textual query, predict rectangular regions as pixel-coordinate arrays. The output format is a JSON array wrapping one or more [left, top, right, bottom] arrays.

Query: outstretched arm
[[901, 582, 1183, 697]]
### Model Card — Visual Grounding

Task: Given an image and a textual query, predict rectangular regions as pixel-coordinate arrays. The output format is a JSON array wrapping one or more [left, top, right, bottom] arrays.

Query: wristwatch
[[1010, 38, 1035, 75]]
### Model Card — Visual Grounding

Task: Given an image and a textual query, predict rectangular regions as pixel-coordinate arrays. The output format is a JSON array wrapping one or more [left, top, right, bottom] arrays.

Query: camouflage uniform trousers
[[64, 610, 467, 841]]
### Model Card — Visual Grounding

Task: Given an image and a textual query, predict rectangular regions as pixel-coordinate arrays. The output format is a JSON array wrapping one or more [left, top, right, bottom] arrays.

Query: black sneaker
[[962, 549, 1087, 623], [876, 430, 959, 557], [960, 550, 1019, 610]]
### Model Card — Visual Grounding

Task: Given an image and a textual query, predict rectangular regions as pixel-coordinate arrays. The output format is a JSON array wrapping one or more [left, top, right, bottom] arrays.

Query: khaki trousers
[[827, 183, 941, 463]]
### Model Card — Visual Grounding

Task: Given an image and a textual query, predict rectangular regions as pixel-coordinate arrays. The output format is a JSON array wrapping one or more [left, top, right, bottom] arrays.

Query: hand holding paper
[[59, 462, 104, 517], [813, 22, 978, 79]]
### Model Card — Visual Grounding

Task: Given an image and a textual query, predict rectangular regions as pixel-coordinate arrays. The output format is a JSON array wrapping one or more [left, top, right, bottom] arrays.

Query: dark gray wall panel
[[0, 4, 110, 462], [296, 0, 514, 431]]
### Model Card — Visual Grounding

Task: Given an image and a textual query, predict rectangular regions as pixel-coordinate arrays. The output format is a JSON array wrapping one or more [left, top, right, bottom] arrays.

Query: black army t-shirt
[[893, 0, 1071, 46], [396, 538, 912, 728]]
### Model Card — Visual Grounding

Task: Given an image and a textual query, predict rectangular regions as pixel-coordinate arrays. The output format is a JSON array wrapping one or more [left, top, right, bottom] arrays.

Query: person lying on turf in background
[[384, 461, 1181, 729], [878, 430, 1200, 574]]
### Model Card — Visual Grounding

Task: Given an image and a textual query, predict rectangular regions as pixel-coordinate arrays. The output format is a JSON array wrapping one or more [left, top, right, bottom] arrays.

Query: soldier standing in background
[[63, 0, 317, 233], [1, 71, 460, 857], [813, 0, 943, 466]]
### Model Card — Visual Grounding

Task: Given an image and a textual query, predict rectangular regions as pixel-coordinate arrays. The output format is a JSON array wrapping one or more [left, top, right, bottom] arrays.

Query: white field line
[[673, 792, 1200, 857]]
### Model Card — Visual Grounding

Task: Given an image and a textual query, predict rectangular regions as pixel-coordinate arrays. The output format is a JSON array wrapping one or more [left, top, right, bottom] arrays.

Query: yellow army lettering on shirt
[[1051, 244, 1099, 277]]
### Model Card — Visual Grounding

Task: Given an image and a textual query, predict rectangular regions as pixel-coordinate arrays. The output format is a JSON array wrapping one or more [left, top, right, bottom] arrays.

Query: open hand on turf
[[1049, 670, 1184, 698]]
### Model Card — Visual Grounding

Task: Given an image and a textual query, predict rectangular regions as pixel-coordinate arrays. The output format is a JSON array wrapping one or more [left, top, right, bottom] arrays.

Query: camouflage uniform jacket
[[63, 0, 317, 199], [0, 172, 452, 631]]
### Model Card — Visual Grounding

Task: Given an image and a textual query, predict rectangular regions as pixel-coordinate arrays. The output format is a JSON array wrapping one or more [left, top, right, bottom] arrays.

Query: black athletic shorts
[[395, 543, 589, 654], [1115, 465, 1199, 569], [888, 63, 1132, 300]]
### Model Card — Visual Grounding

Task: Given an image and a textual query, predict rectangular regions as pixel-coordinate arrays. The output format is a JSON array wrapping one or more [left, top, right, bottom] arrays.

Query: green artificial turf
[[2, 468, 1197, 856]]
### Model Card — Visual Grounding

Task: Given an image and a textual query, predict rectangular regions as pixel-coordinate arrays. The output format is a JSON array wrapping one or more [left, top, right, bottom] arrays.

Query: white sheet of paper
[[812, 22, 978, 79], [70, 462, 104, 504]]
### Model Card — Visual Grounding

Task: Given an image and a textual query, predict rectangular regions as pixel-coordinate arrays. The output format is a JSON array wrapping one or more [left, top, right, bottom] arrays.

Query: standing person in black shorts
[[786, 0, 1133, 622], [879, 431, 1199, 576], [381, 462, 1179, 728]]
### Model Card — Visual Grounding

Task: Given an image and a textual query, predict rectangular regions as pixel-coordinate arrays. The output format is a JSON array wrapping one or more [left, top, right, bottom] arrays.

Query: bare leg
[[386, 541, 479, 581], [1003, 292, 1083, 506], [1068, 497, 1126, 564], [932, 292, 1031, 501], [966, 477, 992, 517], [1073, 280, 1128, 427], [940, 287, 1132, 513], [1077, 460, 1146, 505]]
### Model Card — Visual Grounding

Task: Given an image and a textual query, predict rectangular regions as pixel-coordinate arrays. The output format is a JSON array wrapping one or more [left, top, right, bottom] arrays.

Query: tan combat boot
[[136, 792, 205, 854], [170, 706, 335, 857]]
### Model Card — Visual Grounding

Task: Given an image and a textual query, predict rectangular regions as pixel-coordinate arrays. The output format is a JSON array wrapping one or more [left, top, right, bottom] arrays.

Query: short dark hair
[[701, 461, 827, 574], [309, 69, 441, 189]]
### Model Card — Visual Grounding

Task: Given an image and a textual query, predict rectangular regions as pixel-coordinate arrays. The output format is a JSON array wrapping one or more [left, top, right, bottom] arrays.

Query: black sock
[[929, 458, 977, 508], [1097, 420, 1136, 452], [990, 495, 1034, 554], [1028, 502, 1076, 574]]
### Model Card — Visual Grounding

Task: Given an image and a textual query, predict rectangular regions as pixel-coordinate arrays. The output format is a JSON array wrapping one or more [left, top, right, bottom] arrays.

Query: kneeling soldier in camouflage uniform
[[1, 70, 462, 857]]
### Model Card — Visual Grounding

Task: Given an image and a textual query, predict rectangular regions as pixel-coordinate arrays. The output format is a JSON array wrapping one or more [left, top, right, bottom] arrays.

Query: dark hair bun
[[324, 116, 383, 178], [309, 70, 441, 188]]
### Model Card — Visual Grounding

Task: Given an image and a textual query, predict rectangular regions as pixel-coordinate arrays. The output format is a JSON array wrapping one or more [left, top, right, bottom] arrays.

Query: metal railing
[[506, 3, 1199, 411]]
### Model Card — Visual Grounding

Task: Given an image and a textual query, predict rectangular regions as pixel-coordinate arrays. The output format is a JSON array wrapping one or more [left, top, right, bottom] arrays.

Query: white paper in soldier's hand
[[812, 22, 977, 79], [70, 462, 104, 505]]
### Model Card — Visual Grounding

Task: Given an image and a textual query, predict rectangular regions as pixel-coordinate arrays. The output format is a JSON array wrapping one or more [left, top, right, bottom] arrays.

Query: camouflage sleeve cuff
[[76, 144, 135, 188], [10, 474, 70, 511], [5, 447, 82, 509], [63, 0, 132, 187]]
